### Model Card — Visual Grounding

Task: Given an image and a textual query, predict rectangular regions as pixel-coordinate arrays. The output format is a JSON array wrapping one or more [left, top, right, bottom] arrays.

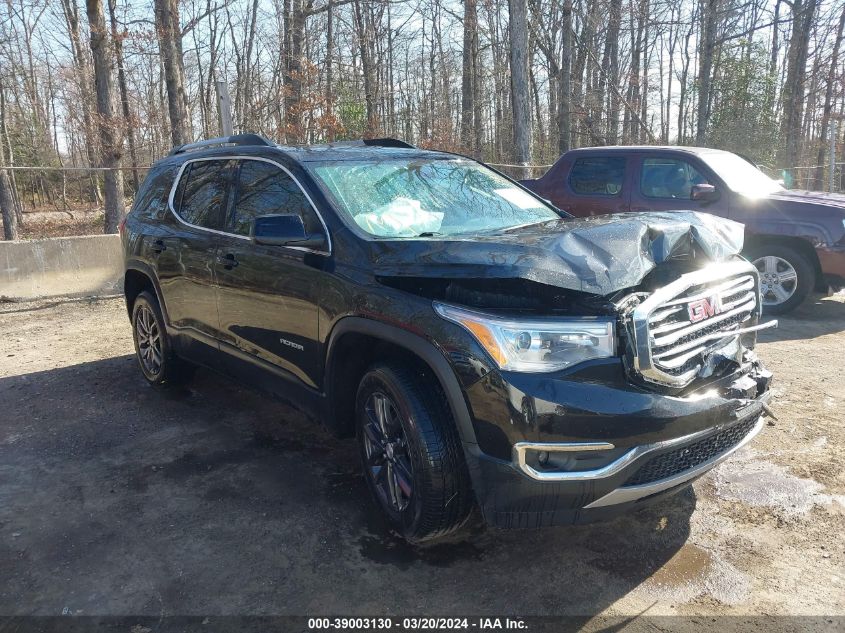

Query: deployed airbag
[[354, 197, 444, 237]]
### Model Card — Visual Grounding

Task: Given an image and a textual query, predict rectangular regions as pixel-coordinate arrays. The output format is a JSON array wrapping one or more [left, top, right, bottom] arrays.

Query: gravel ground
[[0, 294, 843, 617]]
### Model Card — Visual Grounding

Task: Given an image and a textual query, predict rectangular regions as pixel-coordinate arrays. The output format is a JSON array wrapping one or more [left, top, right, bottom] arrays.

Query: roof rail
[[169, 133, 273, 156], [360, 138, 416, 149]]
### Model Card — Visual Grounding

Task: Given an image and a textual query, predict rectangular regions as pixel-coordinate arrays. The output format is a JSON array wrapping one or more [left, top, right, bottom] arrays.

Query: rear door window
[[229, 160, 321, 237], [173, 160, 234, 230], [569, 157, 626, 196], [131, 163, 178, 219]]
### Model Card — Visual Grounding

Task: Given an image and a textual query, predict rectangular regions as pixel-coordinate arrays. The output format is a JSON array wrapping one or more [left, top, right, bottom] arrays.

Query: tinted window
[[569, 157, 626, 196], [131, 163, 178, 219], [641, 158, 709, 199], [175, 160, 233, 229], [230, 160, 320, 236]]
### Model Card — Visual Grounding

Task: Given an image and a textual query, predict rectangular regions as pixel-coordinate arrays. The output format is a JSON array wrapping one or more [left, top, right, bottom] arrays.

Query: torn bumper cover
[[379, 212, 776, 528], [463, 358, 774, 529], [370, 211, 746, 295]]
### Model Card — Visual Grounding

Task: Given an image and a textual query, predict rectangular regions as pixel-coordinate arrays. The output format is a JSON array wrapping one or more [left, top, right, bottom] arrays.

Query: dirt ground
[[16, 211, 105, 240], [0, 293, 843, 618]]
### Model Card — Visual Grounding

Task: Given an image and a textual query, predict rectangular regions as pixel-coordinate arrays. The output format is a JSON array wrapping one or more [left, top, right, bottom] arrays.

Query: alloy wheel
[[362, 391, 414, 512], [753, 255, 798, 307], [135, 304, 163, 376]]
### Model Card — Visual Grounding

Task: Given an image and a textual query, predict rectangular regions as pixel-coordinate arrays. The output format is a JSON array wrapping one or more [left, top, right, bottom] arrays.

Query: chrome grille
[[628, 261, 773, 388]]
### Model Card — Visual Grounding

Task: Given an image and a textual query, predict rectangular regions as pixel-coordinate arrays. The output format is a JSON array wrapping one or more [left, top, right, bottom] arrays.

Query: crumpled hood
[[370, 211, 745, 295]]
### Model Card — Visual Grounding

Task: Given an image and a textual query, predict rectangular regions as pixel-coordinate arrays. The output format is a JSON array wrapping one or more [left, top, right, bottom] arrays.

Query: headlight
[[433, 302, 616, 373]]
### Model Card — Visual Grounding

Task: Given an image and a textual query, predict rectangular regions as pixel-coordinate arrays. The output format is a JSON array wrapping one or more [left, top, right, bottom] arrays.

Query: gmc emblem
[[687, 296, 722, 323]]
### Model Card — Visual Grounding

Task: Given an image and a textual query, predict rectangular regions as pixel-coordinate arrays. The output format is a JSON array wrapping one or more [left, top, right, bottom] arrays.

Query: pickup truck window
[[699, 151, 783, 196], [569, 157, 625, 196], [640, 158, 708, 199]]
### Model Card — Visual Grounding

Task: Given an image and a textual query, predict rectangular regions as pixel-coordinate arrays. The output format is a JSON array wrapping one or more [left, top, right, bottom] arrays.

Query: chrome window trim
[[167, 154, 332, 256]]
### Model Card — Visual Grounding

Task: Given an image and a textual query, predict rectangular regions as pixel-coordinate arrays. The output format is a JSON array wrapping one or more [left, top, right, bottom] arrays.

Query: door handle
[[219, 253, 239, 270], [152, 239, 167, 253]]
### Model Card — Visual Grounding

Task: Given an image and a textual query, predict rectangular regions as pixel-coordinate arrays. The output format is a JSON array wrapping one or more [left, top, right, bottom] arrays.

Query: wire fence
[[779, 163, 845, 192], [2, 159, 842, 239]]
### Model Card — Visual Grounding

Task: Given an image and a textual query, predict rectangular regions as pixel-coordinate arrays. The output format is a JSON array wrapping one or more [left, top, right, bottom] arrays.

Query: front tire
[[131, 291, 194, 386], [745, 244, 814, 315], [355, 363, 474, 543]]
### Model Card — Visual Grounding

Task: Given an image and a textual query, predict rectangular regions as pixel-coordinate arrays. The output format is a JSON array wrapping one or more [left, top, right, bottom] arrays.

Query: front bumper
[[463, 358, 772, 528]]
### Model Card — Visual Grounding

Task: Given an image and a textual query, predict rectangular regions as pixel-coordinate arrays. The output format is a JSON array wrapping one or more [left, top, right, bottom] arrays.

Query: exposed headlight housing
[[433, 302, 616, 373]]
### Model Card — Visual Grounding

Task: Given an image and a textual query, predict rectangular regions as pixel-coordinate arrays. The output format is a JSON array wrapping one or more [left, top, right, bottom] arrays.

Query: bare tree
[[509, 0, 531, 176], [154, 0, 191, 146], [86, 0, 125, 233], [696, 0, 719, 143], [557, 0, 572, 153], [107, 0, 140, 191], [813, 3, 845, 188], [779, 0, 818, 169], [461, 0, 479, 154], [0, 168, 17, 240]]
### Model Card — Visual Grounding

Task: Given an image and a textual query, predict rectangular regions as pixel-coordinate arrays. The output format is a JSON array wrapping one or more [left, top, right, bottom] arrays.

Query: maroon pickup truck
[[521, 146, 845, 314]]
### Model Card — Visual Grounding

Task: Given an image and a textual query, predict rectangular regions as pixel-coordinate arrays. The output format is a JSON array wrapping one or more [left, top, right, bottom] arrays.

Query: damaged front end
[[614, 259, 777, 393], [370, 212, 780, 527], [375, 210, 776, 395]]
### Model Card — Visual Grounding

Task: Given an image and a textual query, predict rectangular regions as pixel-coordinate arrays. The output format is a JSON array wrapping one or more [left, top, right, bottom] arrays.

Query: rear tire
[[131, 291, 194, 386], [355, 362, 474, 543], [745, 243, 814, 315]]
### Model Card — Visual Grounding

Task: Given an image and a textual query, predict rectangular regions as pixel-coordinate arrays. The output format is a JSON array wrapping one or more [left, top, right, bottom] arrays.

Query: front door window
[[640, 158, 709, 200]]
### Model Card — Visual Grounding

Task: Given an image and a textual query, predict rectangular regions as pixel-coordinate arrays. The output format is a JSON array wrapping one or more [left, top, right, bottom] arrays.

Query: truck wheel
[[131, 291, 194, 386], [745, 244, 814, 315], [355, 362, 474, 543]]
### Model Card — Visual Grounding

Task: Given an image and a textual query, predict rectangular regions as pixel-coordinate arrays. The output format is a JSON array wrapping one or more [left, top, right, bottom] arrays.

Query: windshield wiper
[[416, 231, 444, 237]]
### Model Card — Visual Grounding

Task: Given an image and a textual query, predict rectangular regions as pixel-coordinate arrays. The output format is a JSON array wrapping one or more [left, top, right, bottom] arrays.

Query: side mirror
[[252, 214, 326, 249], [691, 183, 719, 203]]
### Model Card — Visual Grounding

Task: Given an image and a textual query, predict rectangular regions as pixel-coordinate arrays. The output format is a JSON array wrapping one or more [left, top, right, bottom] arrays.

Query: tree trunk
[[779, 0, 817, 170], [326, 0, 335, 140], [284, 1, 306, 142], [696, 0, 718, 144], [86, 0, 126, 234], [509, 0, 531, 176], [154, 0, 191, 146], [107, 0, 140, 192], [558, 0, 572, 153], [605, 0, 622, 144], [0, 169, 18, 241], [813, 4, 844, 188], [353, 0, 380, 137], [0, 79, 24, 227], [461, 0, 478, 152]]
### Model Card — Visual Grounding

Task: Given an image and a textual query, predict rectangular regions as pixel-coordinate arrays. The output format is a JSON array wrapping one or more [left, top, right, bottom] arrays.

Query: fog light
[[538, 451, 549, 465]]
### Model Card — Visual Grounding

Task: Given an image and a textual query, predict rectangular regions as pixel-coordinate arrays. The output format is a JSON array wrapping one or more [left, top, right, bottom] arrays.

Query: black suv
[[122, 134, 775, 542]]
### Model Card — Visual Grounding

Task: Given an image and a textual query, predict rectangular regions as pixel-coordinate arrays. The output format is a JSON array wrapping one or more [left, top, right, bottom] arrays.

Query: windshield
[[307, 158, 560, 237], [699, 152, 784, 197]]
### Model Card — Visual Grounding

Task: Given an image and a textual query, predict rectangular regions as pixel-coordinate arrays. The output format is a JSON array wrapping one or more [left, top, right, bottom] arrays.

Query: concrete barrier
[[0, 234, 123, 300]]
